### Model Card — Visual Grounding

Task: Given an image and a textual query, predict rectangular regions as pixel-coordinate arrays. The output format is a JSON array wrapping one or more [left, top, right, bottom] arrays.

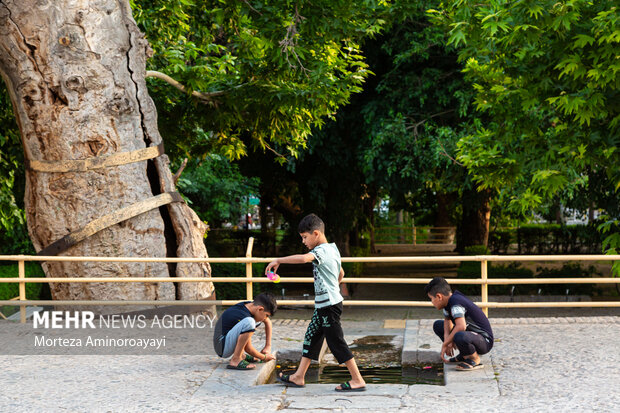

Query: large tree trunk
[[434, 192, 456, 227], [0, 0, 214, 310], [458, 187, 492, 252]]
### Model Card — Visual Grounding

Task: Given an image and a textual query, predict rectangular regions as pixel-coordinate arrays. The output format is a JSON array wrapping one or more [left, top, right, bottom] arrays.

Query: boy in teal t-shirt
[[265, 213, 366, 392]]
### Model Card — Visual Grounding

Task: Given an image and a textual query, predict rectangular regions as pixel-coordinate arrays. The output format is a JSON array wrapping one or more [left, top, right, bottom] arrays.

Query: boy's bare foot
[[455, 356, 483, 371], [279, 372, 305, 387], [464, 354, 481, 365], [336, 380, 366, 389], [335, 379, 366, 391], [230, 357, 255, 369]]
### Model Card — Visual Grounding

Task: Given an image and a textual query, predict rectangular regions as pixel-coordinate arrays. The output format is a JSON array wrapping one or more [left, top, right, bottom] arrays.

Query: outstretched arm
[[265, 253, 315, 274]]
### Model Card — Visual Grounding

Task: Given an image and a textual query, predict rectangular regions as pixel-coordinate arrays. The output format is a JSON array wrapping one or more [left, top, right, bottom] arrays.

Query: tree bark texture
[[0, 0, 214, 309]]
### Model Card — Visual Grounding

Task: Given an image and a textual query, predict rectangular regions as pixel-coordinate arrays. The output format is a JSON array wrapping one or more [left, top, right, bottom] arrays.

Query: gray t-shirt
[[309, 243, 343, 308]]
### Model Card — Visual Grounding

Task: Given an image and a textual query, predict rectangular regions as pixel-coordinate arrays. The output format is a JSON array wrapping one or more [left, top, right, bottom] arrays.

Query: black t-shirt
[[443, 291, 494, 341], [213, 301, 257, 356], [219, 301, 256, 337]]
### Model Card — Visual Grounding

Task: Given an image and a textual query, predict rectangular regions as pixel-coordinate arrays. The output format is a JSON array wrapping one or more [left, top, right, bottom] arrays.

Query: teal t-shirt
[[309, 243, 343, 308]]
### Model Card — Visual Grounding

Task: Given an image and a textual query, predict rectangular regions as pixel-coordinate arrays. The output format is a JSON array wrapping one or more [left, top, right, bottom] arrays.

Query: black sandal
[[276, 373, 305, 388], [226, 359, 255, 370], [448, 354, 465, 364], [455, 359, 483, 371], [335, 381, 366, 392]]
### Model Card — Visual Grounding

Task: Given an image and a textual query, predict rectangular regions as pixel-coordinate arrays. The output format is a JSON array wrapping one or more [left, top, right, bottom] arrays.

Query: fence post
[[245, 237, 255, 301], [19, 257, 26, 324], [412, 226, 417, 245], [481, 258, 488, 316]]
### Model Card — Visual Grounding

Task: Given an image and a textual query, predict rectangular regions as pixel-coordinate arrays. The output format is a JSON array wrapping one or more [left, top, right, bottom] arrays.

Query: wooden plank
[[246, 237, 254, 300], [1, 276, 619, 285]]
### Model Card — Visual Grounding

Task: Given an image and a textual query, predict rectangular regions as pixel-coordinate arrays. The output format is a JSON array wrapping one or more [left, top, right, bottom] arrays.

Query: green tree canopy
[[359, 0, 473, 222], [431, 0, 619, 267], [430, 0, 619, 215], [131, 0, 388, 160]]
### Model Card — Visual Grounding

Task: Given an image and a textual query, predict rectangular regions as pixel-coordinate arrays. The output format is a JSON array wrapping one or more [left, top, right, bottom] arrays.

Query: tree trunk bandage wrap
[[26, 142, 178, 257], [37, 192, 184, 257], [25, 143, 165, 172]]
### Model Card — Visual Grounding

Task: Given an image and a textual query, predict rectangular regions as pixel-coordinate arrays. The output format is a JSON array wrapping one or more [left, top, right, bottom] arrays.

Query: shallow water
[[268, 363, 444, 385], [268, 334, 443, 385]]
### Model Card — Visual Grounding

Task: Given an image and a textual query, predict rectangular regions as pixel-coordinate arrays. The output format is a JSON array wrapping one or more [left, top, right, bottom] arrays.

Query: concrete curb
[[402, 319, 442, 365], [192, 358, 279, 398], [275, 340, 328, 364]]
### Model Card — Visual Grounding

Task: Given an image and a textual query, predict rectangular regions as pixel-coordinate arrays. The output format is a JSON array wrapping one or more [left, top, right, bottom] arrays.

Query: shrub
[[487, 263, 534, 295], [457, 245, 534, 295], [488, 229, 513, 254], [0, 262, 48, 300], [516, 224, 602, 254], [533, 263, 599, 295], [456, 245, 489, 295]]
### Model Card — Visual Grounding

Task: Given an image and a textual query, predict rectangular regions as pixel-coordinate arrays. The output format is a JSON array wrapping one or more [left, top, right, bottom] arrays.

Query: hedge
[[488, 224, 602, 255]]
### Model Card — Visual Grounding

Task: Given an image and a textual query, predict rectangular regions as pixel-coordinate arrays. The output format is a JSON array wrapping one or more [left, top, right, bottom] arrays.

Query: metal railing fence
[[1, 238, 619, 322]]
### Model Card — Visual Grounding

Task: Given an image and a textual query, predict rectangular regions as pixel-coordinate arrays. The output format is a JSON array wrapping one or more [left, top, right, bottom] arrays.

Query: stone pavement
[[1, 316, 620, 412]]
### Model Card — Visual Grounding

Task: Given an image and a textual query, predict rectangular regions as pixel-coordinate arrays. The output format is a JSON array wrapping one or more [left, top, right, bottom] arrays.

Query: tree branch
[[278, 5, 309, 73], [243, 0, 263, 15], [173, 158, 188, 185], [145, 70, 246, 101], [405, 109, 456, 137], [436, 135, 464, 167], [405, 109, 464, 166]]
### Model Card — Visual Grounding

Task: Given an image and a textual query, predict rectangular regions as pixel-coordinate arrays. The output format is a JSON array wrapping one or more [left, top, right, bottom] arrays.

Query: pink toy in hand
[[266, 271, 280, 283]]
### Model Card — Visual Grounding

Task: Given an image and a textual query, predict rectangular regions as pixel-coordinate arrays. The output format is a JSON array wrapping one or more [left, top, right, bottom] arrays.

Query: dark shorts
[[303, 302, 353, 364]]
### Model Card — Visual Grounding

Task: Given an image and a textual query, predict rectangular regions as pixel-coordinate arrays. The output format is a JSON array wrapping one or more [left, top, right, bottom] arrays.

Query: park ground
[[2, 307, 620, 412]]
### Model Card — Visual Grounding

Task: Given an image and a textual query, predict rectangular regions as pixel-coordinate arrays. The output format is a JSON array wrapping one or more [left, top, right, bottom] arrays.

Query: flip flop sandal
[[276, 373, 305, 388], [226, 359, 255, 370], [244, 354, 263, 363], [335, 381, 366, 392], [455, 359, 483, 371], [448, 354, 465, 364]]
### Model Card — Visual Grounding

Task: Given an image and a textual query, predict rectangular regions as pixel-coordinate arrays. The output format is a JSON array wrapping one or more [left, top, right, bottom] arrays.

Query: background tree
[[0, 0, 215, 307], [131, 0, 387, 160], [357, 1, 495, 250], [238, 1, 494, 253], [176, 155, 259, 228], [0, 0, 387, 305], [431, 0, 619, 263]]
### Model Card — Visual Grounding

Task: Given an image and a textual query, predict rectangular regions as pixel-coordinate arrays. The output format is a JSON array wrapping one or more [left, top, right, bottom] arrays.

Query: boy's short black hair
[[424, 277, 452, 296], [253, 292, 277, 315], [298, 213, 325, 234]]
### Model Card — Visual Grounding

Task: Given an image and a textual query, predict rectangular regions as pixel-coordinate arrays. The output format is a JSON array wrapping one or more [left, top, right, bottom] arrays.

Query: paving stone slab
[[276, 383, 410, 397], [192, 358, 278, 397], [4, 317, 620, 412], [402, 320, 442, 365], [285, 395, 403, 410]]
